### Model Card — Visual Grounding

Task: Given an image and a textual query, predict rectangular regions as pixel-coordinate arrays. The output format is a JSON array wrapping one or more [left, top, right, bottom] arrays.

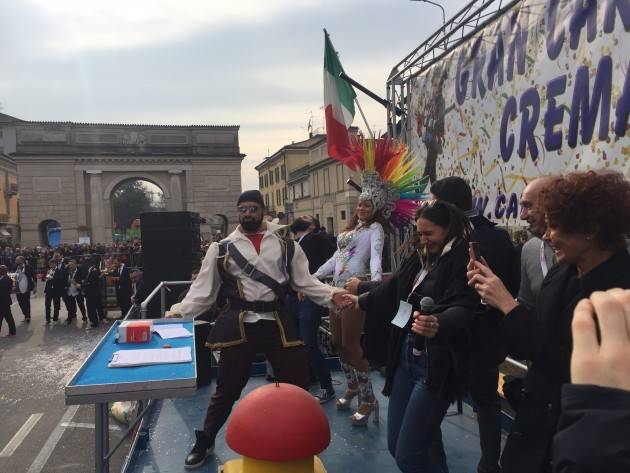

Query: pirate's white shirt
[[170, 222, 339, 322]]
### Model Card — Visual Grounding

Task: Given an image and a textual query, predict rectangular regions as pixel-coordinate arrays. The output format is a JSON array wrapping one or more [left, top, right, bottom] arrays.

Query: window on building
[[291, 186, 296, 201], [300, 182, 304, 197], [337, 164, 342, 191], [259, 176, 264, 188], [272, 192, 275, 208], [276, 189, 281, 206], [264, 175, 268, 187], [275, 168, 280, 182], [269, 172, 274, 185], [341, 210, 346, 220], [282, 187, 287, 202], [326, 168, 331, 194], [265, 194, 269, 207], [281, 164, 286, 179], [315, 213, 320, 222]]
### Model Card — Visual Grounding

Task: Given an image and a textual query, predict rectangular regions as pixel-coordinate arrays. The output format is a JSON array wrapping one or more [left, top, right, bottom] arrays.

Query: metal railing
[[139, 280, 193, 319]]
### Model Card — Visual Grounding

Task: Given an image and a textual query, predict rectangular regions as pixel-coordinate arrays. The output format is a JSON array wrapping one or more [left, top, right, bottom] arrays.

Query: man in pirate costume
[[166, 190, 349, 469]]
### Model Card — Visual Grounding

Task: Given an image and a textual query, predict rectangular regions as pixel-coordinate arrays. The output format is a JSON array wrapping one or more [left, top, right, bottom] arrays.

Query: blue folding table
[[65, 319, 197, 473]]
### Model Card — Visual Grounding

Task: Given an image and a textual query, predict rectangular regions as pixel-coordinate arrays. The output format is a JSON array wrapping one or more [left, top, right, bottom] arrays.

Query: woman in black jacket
[[468, 171, 630, 473], [553, 288, 630, 473], [345, 200, 478, 472]]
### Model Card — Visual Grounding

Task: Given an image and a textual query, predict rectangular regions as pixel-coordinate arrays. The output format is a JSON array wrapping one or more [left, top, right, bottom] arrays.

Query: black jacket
[[115, 264, 132, 294], [503, 250, 630, 407], [298, 232, 336, 274], [469, 215, 520, 365], [82, 266, 102, 294], [51, 262, 69, 295], [553, 384, 630, 473], [0, 275, 13, 308], [359, 239, 478, 401], [500, 250, 630, 473]]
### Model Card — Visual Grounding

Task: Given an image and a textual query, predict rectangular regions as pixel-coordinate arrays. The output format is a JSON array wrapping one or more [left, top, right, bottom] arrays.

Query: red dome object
[[226, 383, 331, 462]]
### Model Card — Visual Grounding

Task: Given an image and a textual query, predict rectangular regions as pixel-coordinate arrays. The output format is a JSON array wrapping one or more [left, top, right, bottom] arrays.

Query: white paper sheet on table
[[154, 324, 193, 339], [108, 346, 192, 368]]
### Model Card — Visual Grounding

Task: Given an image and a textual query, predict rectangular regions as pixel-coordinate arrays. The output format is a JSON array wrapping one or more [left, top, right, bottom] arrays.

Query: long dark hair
[[403, 200, 471, 264]]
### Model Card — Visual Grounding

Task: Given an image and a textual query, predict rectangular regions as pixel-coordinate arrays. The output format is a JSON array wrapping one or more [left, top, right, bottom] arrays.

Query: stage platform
[[125, 368, 498, 473]]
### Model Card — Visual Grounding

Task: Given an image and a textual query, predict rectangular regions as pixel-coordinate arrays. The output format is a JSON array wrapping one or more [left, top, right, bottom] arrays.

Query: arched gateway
[[9, 120, 244, 246]]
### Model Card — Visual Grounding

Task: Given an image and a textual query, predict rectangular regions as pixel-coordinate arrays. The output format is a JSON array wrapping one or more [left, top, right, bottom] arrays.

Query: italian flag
[[324, 30, 356, 162]]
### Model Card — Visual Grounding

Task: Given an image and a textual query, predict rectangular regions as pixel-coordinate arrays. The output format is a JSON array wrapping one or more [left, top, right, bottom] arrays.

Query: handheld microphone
[[420, 296, 435, 314], [414, 296, 435, 353]]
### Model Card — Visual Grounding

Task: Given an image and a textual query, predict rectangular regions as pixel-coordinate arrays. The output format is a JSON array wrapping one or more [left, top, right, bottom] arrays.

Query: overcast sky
[[1, 0, 469, 189]]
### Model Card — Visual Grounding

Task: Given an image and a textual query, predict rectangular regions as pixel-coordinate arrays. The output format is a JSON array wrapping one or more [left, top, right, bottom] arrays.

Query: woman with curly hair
[[467, 170, 630, 473]]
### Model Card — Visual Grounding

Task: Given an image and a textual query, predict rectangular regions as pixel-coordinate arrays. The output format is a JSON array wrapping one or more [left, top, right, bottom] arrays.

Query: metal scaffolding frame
[[386, 0, 521, 142]]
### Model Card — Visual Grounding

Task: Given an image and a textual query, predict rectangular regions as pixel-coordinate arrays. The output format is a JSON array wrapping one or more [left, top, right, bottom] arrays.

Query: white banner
[[409, 0, 630, 226]]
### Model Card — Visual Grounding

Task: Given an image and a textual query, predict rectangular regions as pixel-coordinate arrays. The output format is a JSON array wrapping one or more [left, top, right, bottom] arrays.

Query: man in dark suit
[[43, 260, 57, 324], [66, 260, 87, 323], [51, 253, 69, 323], [14, 255, 36, 323], [0, 265, 16, 336], [288, 215, 337, 403], [431, 177, 520, 473], [113, 259, 132, 317], [82, 257, 103, 328]]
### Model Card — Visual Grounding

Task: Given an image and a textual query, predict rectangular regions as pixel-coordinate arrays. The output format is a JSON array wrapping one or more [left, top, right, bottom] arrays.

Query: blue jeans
[[388, 337, 450, 473], [286, 295, 333, 390]]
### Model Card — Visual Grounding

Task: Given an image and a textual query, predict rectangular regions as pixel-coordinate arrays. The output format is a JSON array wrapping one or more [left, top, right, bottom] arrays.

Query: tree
[[112, 180, 163, 238]]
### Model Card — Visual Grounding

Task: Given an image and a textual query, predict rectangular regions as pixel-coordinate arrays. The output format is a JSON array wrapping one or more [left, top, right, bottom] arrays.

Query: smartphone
[[469, 241, 481, 261]]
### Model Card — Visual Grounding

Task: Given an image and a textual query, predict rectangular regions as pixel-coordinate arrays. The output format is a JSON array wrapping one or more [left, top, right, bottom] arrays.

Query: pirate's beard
[[239, 215, 264, 233]]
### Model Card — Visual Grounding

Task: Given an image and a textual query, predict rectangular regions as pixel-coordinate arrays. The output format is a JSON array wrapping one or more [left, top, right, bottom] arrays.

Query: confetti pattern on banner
[[408, 0, 630, 229]]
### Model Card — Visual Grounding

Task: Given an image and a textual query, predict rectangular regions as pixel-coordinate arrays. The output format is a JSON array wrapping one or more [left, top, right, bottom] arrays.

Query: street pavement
[[0, 291, 131, 473]]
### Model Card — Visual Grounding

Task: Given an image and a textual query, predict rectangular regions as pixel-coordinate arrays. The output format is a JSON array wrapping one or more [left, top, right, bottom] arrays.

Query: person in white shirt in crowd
[[165, 190, 349, 469]]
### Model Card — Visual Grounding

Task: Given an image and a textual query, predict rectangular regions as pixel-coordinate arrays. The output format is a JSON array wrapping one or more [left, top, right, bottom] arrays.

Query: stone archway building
[[2, 116, 243, 245]]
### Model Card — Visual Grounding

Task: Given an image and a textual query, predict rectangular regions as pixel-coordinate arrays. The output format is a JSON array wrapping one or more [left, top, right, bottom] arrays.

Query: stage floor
[[125, 369, 494, 473]]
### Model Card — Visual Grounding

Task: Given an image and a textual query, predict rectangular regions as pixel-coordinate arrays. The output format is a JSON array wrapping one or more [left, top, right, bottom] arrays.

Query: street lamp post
[[410, 0, 446, 24]]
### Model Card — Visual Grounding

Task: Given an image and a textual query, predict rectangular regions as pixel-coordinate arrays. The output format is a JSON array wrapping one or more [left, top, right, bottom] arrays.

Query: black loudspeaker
[[141, 211, 202, 318]]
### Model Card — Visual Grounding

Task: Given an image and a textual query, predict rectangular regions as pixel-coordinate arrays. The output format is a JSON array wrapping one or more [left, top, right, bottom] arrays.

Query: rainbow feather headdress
[[339, 136, 428, 229]]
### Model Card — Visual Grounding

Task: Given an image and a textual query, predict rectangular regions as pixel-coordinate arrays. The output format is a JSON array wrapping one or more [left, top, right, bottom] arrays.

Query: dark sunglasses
[[237, 205, 261, 214]]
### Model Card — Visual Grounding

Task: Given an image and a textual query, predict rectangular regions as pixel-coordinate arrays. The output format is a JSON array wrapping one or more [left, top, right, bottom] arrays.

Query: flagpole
[[353, 96, 374, 139]]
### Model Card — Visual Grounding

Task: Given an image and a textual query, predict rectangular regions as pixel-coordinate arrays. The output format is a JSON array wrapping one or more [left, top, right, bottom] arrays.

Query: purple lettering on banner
[[456, 48, 470, 105], [473, 196, 489, 216], [569, 0, 598, 50], [568, 56, 613, 148], [494, 194, 506, 219], [506, 193, 519, 219], [471, 37, 487, 99], [487, 29, 504, 90], [544, 75, 567, 151], [500, 96, 518, 161], [603, 0, 630, 34], [546, 0, 564, 60], [615, 61, 630, 137], [518, 88, 540, 161], [506, 11, 529, 81]]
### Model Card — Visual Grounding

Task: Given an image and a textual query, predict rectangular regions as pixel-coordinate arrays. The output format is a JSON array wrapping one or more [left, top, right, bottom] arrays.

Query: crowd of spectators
[[0, 240, 142, 278]]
